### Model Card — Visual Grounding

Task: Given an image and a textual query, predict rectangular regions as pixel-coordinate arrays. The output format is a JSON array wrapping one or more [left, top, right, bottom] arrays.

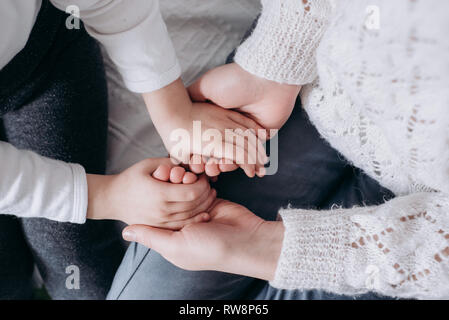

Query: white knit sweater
[[235, 0, 449, 299]]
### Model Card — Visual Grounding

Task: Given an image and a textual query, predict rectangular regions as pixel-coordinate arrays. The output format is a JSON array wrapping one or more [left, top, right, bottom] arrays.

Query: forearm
[[0, 142, 124, 224], [86, 174, 115, 221], [142, 78, 192, 139]]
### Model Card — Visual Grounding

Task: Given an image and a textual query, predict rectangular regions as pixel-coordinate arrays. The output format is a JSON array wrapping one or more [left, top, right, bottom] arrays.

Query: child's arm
[[0, 141, 87, 223], [142, 79, 268, 178]]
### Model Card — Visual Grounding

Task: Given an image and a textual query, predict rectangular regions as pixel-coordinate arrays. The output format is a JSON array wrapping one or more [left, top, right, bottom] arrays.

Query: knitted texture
[[234, 0, 332, 85], [273, 193, 449, 299], [236, 0, 449, 299]]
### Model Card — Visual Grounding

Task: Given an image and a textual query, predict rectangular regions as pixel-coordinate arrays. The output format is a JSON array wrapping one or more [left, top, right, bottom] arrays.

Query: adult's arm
[[124, 192, 449, 300], [50, 0, 181, 93], [0, 141, 87, 223], [274, 191, 449, 299]]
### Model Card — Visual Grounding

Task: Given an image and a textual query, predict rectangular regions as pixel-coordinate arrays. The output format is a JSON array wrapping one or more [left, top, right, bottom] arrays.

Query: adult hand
[[189, 63, 301, 131], [122, 199, 285, 281]]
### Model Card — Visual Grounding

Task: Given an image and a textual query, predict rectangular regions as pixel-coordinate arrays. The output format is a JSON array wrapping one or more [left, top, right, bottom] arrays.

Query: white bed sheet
[[105, 0, 260, 174]]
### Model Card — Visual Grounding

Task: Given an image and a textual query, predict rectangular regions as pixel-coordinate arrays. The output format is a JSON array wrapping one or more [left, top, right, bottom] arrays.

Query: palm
[[125, 199, 282, 280]]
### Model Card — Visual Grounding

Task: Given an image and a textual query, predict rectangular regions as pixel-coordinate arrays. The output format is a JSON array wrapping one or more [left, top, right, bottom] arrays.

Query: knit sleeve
[[272, 192, 449, 299], [234, 0, 332, 85]]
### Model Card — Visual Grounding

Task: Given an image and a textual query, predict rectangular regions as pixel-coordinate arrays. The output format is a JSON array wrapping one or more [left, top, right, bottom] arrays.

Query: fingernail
[[122, 229, 136, 242]]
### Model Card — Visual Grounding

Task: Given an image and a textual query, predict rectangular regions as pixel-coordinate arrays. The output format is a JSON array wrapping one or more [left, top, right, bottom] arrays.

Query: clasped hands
[[87, 63, 300, 281]]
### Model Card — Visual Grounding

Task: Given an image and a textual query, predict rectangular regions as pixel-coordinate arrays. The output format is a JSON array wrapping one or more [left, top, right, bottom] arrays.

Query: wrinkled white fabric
[[0, 142, 87, 224], [1, 0, 180, 93]]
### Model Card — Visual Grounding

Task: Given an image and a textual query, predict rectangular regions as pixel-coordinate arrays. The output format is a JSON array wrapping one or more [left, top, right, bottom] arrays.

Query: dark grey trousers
[[0, 1, 126, 299]]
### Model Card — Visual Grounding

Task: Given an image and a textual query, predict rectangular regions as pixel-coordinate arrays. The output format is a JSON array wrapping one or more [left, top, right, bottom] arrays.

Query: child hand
[[184, 102, 268, 177], [86, 158, 216, 230], [143, 79, 268, 178], [188, 63, 301, 131], [183, 62, 301, 178]]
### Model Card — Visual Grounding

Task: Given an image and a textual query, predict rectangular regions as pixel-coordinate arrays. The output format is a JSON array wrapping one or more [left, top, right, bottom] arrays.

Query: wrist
[[86, 174, 116, 221], [256, 221, 285, 281], [234, 220, 284, 281]]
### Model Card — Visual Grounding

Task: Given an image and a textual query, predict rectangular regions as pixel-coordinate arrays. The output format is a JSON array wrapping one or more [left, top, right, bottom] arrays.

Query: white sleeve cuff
[[270, 193, 449, 299], [0, 142, 89, 224], [123, 60, 182, 93], [70, 163, 88, 224]]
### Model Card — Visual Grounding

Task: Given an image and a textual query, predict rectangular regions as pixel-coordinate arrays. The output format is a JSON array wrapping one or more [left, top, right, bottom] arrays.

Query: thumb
[[123, 225, 176, 253]]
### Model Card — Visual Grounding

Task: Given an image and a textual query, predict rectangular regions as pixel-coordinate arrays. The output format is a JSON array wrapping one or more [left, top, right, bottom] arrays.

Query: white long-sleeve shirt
[[234, 0, 449, 299], [0, 142, 86, 223], [0, 0, 181, 224], [1, 0, 180, 92]]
